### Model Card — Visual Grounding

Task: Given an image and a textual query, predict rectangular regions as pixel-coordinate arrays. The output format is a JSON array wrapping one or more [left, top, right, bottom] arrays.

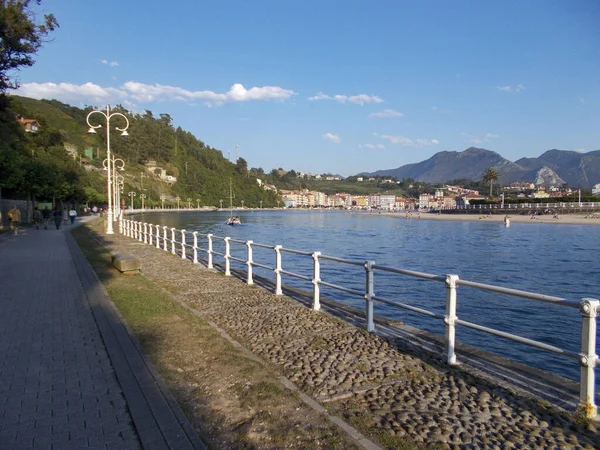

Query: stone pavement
[[0, 218, 204, 450]]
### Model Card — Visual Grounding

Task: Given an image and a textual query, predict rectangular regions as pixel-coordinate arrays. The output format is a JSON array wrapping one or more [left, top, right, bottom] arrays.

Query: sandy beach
[[382, 211, 600, 225]]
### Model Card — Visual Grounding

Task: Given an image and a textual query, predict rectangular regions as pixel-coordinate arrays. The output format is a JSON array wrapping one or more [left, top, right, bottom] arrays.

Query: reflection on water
[[133, 210, 600, 380]]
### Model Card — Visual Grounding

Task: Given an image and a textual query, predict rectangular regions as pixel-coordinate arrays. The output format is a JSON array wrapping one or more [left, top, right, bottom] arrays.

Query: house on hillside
[[593, 184, 600, 196], [18, 117, 40, 133]]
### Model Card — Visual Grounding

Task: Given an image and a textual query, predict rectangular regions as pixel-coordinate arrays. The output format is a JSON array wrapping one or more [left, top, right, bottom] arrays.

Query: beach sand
[[382, 211, 600, 225]]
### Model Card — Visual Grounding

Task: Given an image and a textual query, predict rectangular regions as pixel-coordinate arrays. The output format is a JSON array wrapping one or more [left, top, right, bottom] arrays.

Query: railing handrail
[[119, 217, 600, 419]]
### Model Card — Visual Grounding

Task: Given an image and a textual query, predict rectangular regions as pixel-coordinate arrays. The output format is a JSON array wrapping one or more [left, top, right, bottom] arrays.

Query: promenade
[[0, 219, 204, 450]]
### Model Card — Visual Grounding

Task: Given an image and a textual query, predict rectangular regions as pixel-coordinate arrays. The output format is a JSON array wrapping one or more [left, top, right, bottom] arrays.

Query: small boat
[[225, 179, 241, 225], [226, 216, 242, 226]]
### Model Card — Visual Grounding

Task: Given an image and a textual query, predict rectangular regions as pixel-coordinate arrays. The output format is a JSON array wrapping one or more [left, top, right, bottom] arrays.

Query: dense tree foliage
[[0, 0, 58, 92]]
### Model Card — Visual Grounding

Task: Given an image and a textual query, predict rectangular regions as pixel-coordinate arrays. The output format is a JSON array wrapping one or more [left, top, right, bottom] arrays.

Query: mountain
[[366, 147, 600, 188]]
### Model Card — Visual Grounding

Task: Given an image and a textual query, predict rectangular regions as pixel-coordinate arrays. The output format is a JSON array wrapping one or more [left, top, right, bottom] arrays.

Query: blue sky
[[14, 0, 600, 176]]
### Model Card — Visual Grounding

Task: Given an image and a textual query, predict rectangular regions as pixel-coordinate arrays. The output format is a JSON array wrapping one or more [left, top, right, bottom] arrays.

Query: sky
[[12, 0, 600, 176]]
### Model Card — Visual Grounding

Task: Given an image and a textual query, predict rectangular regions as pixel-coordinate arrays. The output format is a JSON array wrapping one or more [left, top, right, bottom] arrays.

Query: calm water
[[133, 210, 599, 380]]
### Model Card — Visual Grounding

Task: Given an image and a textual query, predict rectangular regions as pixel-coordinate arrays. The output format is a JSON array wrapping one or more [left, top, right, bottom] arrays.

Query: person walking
[[52, 207, 63, 230], [68, 208, 77, 224], [42, 206, 50, 229], [7, 205, 21, 235], [33, 207, 42, 229]]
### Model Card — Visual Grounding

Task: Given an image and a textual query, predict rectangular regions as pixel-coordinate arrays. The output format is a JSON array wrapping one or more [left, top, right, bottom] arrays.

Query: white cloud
[[323, 133, 341, 143], [123, 81, 296, 106], [431, 106, 438, 111], [15, 82, 127, 103], [363, 143, 385, 149], [369, 109, 403, 118], [308, 92, 383, 105], [496, 84, 525, 93], [374, 133, 438, 147], [461, 132, 499, 144], [14, 81, 296, 106], [101, 59, 119, 67]]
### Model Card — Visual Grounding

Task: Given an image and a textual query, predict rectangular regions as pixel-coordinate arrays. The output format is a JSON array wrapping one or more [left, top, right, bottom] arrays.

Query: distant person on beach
[[92, 205, 98, 215], [7, 205, 21, 235], [33, 207, 42, 229], [68, 208, 77, 224], [53, 208, 63, 229], [42, 206, 50, 229]]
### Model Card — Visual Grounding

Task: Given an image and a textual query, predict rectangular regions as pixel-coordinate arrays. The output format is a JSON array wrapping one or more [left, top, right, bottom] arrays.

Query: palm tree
[[481, 168, 499, 198]]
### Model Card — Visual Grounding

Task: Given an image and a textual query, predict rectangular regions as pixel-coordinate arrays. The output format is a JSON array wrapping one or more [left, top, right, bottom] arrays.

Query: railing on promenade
[[453, 201, 600, 211], [119, 217, 600, 419]]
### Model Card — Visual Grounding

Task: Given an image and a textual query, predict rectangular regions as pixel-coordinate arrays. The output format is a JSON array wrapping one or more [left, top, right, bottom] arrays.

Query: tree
[[0, 1, 58, 92], [481, 167, 499, 197]]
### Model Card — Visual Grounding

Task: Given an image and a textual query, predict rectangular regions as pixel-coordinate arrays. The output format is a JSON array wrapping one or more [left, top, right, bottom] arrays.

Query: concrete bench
[[111, 253, 141, 274]]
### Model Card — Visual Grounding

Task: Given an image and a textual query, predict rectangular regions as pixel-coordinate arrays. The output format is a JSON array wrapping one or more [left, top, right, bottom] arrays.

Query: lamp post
[[241, 200, 244, 209], [196, 198, 200, 209], [187, 198, 191, 209], [140, 193, 147, 210], [160, 195, 166, 209], [277, 200, 280, 208], [102, 156, 125, 222], [128, 191, 136, 210], [501, 193, 505, 208], [175, 196, 181, 209], [260, 200, 263, 209], [219, 199, 223, 209], [87, 105, 129, 234], [115, 174, 124, 218]]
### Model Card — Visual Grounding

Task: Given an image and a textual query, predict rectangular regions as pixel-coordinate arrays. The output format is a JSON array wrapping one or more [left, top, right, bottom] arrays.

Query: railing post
[[207, 234, 213, 269], [578, 298, 599, 420], [444, 274, 460, 365], [192, 232, 198, 264], [155, 225, 161, 249], [128, 220, 132, 238], [133, 221, 138, 240], [274, 245, 283, 295], [163, 226, 168, 251], [119, 215, 123, 234], [312, 252, 321, 311], [139, 223, 145, 242], [181, 230, 187, 259], [123, 219, 128, 237], [171, 228, 176, 254], [364, 260, 375, 332], [224, 237, 231, 276], [246, 241, 254, 285], [143, 223, 148, 244], [148, 223, 153, 246]]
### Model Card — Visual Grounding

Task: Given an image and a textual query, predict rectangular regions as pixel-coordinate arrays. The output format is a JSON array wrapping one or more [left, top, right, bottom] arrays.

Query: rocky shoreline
[[105, 228, 600, 449]]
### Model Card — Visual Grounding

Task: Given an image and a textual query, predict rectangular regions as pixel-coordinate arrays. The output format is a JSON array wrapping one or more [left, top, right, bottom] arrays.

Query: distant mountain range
[[364, 147, 600, 188]]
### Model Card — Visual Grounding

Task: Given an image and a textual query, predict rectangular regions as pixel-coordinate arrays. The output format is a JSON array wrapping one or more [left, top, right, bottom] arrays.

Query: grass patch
[[71, 224, 360, 450]]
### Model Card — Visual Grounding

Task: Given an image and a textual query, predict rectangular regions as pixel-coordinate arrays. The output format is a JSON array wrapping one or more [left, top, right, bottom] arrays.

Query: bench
[[111, 253, 141, 274]]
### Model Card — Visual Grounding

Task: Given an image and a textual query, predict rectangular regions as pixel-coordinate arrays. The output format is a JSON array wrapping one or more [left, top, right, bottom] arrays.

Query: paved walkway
[[0, 219, 204, 450]]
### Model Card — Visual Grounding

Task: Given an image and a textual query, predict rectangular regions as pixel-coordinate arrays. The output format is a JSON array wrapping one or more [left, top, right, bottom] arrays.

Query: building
[[593, 184, 600, 196], [18, 118, 40, 132], [379, 194, 396, 210]]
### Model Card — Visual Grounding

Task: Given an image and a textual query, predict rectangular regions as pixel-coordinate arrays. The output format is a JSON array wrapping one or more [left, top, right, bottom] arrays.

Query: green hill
[[4, 96, 281, 208]]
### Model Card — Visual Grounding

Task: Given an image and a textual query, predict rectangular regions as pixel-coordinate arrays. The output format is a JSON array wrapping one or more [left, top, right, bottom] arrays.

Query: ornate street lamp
[[175, 196, 181, 209], [160, 195, 166, 209], [196, 198, 200, 209], [241, 200, 244, 208], [140, 193, 147, 210], [87, 105, 129, 234], [128, 191, 136, 210], [260, 200, 263, 209], [219, 199, 223, 209], [186, 198, 191, 209], [102, 156, 125, 222]]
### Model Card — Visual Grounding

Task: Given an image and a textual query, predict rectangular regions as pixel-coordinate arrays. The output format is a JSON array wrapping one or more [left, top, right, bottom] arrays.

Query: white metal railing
[[454, 202, 600, 210], [119, 217, 600, 419]]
